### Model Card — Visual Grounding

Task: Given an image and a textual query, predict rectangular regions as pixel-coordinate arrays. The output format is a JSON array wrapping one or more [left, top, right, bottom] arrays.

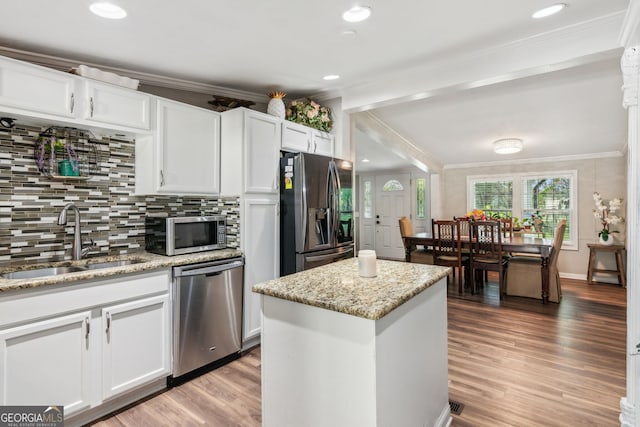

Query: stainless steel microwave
[[145, 215, 226, 256]]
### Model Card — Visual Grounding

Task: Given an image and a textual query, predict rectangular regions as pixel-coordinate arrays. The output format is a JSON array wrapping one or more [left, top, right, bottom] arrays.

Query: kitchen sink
[[1, 266, 88, 280], [0, 258, 149, 280], [83, 259, 145, 270]]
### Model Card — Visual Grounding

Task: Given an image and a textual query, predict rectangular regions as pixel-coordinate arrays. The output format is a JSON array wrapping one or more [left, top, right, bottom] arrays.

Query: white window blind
[[467, 171, 577, 249]]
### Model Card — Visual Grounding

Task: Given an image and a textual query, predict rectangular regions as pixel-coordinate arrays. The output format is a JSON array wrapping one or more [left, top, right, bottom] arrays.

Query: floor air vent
[[449, 399, 464, 415]]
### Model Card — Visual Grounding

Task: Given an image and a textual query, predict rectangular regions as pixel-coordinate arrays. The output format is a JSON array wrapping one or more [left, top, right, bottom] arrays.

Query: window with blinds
[[521, 175, 572, 240], [467, 171, 577, 249], [468, 178, 513, 217]]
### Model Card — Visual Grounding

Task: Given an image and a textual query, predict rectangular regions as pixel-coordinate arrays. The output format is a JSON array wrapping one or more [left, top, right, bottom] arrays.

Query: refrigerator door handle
[[329, 161, 341, 242], [299, 155, 308, 250]]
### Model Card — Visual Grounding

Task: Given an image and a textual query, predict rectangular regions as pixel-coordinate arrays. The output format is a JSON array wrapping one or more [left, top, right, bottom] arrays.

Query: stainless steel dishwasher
[[172, 257, 244, 378]]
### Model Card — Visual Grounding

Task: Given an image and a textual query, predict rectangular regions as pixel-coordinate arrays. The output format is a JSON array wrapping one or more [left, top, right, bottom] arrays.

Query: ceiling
[[0, 0, 632, 171]]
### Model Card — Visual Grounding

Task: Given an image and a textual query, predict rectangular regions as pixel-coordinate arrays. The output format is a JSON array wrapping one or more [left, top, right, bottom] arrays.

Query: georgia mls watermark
[[0, 406, 63, 427]]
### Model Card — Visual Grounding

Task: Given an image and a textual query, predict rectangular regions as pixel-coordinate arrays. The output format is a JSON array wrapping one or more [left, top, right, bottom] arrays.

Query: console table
[[587, 243, 626, 287]]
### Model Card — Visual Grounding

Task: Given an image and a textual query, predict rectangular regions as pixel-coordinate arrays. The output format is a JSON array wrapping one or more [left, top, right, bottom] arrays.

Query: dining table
[[403, 232, 555, 303]]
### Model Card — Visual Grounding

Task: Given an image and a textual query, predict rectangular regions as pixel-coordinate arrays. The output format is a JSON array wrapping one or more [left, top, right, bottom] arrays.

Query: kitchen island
[[253, 258, 452, 427]]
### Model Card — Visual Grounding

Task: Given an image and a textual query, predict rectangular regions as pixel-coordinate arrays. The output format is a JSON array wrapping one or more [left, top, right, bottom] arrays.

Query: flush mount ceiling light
[[323, 74, 340, 81], [342, 6, 372, 23], [90, 2, 127, 19], [361, 158, 370, 163], [532, 3, 566, 19], [493, 138, 523, 155]]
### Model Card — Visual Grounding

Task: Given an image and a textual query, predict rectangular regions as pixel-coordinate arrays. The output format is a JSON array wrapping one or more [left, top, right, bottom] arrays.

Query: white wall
[[440, 155, 627, 278]]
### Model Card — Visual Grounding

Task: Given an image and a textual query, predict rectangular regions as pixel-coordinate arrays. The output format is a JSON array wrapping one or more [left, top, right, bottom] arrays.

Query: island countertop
[[252, 258, 450, 320]]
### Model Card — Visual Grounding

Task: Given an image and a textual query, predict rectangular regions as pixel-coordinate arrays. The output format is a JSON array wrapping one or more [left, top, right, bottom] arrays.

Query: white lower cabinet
[[102, 294, 170, 400], [0, 311, 92, 416], [0, 269, 171, 422]]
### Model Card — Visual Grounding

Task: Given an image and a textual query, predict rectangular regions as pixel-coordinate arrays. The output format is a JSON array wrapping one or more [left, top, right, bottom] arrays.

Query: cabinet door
[[281, 121, 311, 153], [84, 81, 151, 129], [0, 311, 92, 416], [244, 112, 281, 194], [157, 99, 221, 195], [0, 56, 77, 118], [312, 130, 334, 157], [242, 198, 279, 342], [102, 294, 170, 400]]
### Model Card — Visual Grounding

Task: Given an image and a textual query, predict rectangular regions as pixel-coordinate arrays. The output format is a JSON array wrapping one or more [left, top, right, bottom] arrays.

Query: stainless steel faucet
[[58, 202, 93, 260]]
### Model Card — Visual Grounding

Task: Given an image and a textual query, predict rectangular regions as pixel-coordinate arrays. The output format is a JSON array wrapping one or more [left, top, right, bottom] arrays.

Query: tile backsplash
[[0, 123, 239, 265]]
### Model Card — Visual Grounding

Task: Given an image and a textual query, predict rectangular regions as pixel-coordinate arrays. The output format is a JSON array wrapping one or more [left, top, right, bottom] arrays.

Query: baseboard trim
[[560, 272, 587, 281]]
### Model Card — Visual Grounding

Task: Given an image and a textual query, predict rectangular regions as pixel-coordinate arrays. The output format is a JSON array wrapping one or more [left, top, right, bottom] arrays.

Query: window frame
[[466, 170, 578, 250]]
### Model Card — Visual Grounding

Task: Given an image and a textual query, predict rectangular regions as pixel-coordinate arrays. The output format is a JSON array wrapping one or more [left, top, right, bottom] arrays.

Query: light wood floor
[[91, 277, 626, 427]]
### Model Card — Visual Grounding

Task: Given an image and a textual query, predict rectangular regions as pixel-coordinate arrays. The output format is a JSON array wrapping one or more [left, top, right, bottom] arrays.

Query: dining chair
[[500, 217, 513, 240], [399, 216, 433, 264], [469, 220, 508, 298], [505, 220, 566, 303], [432, 219, 469, 293]]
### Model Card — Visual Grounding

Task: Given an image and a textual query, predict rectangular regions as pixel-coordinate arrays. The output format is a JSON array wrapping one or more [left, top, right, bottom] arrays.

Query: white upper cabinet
[[152, 98, 221, 195], [83, 80, 151, 130], [0, 55, 153, 133], [311, 128, 334, 157], [281, 120, 310, 152], [220, 108, 281, 196], [281, 120, 334, 157], [0, 55, 77, 118]]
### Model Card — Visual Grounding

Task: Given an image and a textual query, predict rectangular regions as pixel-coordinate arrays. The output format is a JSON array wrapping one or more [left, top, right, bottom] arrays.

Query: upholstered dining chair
[[469, 220, 509, 298], [399, 217, 432, 264], [505, 220, 566, 303], [432, 219, 469, 293]]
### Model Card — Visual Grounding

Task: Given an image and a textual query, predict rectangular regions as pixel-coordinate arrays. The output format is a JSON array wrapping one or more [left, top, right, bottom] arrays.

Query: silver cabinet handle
[[85, 317, 90, 339], [160, 170, 165, 186], [70, 93, 75, 114], [106, 312, 111, 334], [307, 141, 311, 152], [314, 142, 318, 152], [90, 97, 94, 117]]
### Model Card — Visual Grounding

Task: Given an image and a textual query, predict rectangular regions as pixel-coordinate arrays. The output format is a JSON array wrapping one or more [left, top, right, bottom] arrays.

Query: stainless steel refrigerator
[[280, 152, 354, 276]]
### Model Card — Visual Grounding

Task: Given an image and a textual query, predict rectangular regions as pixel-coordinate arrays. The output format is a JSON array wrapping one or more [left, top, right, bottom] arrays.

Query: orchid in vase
[[593, 192, 624, 243]]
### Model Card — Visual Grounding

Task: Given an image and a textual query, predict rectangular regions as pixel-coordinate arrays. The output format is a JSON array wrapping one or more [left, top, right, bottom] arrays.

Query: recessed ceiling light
[[342, 6, 372, 23], [323, 75, 340, 81], [90, 2, 127, 19], [342, 29, 358, 37], [361, 158, 370, 163], [532, 3, 566, 19]]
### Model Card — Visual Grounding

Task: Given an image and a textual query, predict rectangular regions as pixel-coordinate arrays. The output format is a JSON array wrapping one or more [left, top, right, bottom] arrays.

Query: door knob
[[376, 215, 380, 219], [376, 221, 380, 224]]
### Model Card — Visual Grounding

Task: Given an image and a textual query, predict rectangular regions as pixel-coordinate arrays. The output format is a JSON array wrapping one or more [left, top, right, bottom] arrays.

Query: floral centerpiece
[[286, 98, 332, 132], [466, 209, 486, 220], [593, 192, 624, 244]]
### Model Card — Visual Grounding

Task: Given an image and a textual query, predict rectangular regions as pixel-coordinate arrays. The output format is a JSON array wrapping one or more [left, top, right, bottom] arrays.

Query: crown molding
[[442, 151, 624, 170], [620, 0, 640, 47], [0, 45, 269, 103]]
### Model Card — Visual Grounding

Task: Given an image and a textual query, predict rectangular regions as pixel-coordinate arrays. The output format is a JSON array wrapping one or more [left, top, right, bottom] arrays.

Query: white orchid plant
[[593, 192, 624, 242]]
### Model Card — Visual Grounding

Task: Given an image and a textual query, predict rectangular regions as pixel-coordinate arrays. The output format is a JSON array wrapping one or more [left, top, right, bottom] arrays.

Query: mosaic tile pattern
[[0, 123, 239, 266]]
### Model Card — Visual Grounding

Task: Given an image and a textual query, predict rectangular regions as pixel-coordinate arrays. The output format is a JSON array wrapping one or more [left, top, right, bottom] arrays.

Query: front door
[[374, 174, 411, 259]]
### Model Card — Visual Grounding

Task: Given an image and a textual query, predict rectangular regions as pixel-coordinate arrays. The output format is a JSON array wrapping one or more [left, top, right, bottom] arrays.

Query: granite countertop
[[0, 249, 243, 293], [252, 258, 450, 320]]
